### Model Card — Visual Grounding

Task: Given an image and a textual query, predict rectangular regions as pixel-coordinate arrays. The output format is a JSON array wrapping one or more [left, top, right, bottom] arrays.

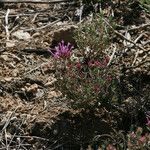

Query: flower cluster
[[67, 57, 110, 70], [49, 40, 73, 59], [49, 41, 116, 108], [127, 127, 150, 149], [97, 127, 150, 150], [88, 57, 110, 68]]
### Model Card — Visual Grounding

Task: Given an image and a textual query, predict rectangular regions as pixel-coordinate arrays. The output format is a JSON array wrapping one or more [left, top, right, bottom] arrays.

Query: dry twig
[[107, 44, 116, 66], [103, 18, 146, 66], [128, 22, 150, 31], [4, 9, 10, 41], [0, 0, 69, 3], [14, 135, 50, 141], [103, 18, 145, 51], [24, 19, 61, 31]]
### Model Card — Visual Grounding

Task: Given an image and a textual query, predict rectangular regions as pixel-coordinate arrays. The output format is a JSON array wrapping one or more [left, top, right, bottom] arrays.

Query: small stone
[[139, 50, 143, 54], [35, 89, 44, 98], [4, 77, 12, 82], [12, 69, 19, 77], [52, 25, 78, 45], [134, 68, 141, 72], [45, 79, 57, 86], [21, 88, 25, 92], [26, 84, 38, 93], [12, 30, 31, 41], [49, 91, 57, 97], [0, 55, 9, 61], [26, 83, 31, 86], [6, 40, 15, 47]]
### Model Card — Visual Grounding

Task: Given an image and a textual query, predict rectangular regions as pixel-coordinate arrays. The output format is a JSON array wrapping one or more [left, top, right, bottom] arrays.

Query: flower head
[[102, 56, 110, 66], [138, 135, 146, 144], [76, 62, 82, 69], [49, 40, 73, 59], [106, 144, 116, 150]]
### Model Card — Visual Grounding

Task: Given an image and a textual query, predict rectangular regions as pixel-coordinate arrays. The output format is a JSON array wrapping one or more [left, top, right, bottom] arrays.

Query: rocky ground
[[0, 1, 150, 149]]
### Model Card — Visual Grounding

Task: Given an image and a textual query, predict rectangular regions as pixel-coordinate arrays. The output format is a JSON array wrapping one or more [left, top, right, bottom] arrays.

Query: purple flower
[[49, 40, 73, 59]]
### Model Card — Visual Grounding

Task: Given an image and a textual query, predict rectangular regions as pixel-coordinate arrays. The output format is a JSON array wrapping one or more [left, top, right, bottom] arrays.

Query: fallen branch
[[14, 135, 50, 141], [103, 18, 145, 51], [128, 22, 150, 31], [0, 0, 70, 3], [24, 18, 61, 31], [103, 18, 146, 66], [126, 59, 150, 69], [0, 9, 50, 19]]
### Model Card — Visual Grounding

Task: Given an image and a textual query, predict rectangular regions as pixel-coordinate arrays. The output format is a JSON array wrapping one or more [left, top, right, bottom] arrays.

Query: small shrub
[[74, 16, 110, 60], [94, 127, 150, 149], [50, 17, 118, 109]]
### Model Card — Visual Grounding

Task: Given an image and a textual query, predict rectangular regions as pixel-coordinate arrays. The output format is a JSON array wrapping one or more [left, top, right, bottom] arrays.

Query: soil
[[0, 1, 150, 150]]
